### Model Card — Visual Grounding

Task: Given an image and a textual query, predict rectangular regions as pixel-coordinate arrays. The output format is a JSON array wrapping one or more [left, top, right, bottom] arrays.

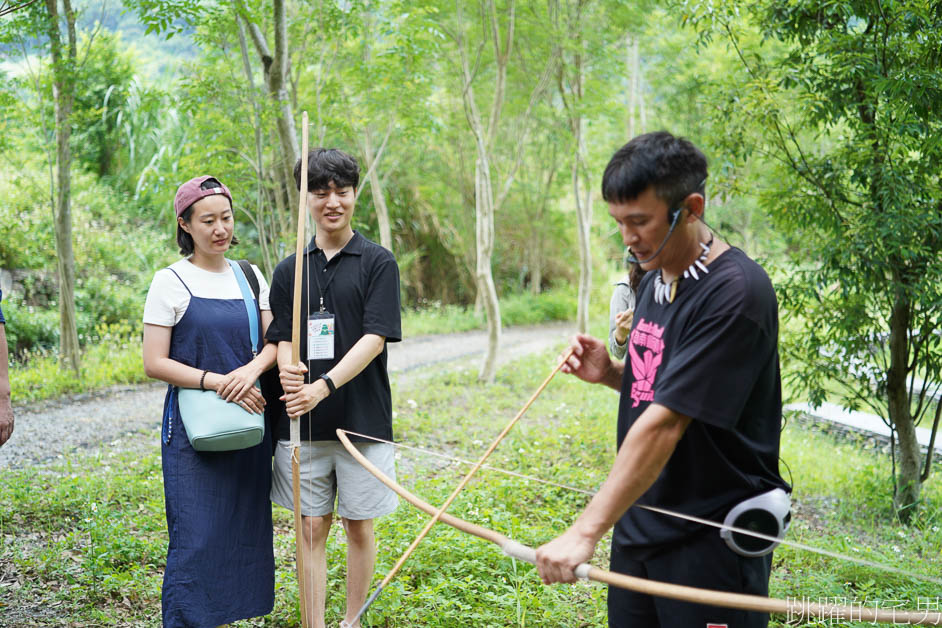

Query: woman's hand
[[232, 387, 265, 414], [216, 363, 262, 402], [204, 370, 265, 414], [613, 309, 633, 345]]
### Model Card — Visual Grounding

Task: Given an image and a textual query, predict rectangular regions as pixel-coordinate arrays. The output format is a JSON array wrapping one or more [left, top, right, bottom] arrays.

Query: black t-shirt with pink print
[[613, 246, 790, 556]]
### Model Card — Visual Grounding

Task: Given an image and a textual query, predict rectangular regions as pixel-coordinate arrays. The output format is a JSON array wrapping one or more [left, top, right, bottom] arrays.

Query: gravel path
[[0, 322, 574, 470]]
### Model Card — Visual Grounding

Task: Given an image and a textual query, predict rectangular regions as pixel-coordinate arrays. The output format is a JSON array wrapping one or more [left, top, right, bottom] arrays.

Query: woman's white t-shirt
[[143, 258, 271, 327]]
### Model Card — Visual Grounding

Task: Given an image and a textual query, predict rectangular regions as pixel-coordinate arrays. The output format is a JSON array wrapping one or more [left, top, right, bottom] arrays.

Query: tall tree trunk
[[455, 0, 509, 383], [636, 40, 646, 134], [235, 10, 275, 276], [475, 158, 501, 382], [243, 0, 299, 218], [362, 128, 393, 252], [529, 237, 543, 295], [46, 0, 79, 373], [353, 12, 393, 253], [271, 0, 298, 211], [887, 290, 921, 521], [573, 121, 592, 334], [454, 0, 553, 380], [570, 25, 592, 334]]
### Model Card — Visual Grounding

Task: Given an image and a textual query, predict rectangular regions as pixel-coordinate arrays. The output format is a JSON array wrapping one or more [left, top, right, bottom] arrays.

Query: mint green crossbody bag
[[177, 260, 264, 452]]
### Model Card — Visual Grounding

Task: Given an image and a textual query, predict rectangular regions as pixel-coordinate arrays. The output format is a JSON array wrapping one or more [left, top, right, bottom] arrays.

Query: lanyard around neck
[[310, 251, 344, 313]]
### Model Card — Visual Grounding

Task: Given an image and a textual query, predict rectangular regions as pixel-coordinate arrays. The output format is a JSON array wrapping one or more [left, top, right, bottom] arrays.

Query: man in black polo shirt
[[266, 148, 401, 628], [535, 132, 789, 627]]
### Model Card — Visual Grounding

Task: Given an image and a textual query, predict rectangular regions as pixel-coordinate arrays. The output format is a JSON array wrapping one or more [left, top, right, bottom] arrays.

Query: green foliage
[[499, 287, 576, 327], [402, 286, 576, 337], [1, 0, 649, 366], [69, 31, 136, 178], [10, 323, 147, 402], [122, 0, 206, 39], [0, 445, 166, 624], [679, 0, 942, 512], [3, 301, 67, 355], [0, 158, 170, 352]]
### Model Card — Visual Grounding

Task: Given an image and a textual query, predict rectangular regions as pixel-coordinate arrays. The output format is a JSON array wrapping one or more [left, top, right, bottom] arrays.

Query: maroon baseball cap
[[173, 175, 233, 218]]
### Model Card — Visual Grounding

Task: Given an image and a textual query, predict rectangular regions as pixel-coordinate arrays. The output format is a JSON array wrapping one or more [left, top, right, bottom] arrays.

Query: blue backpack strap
[[229, 260, 260, 356]]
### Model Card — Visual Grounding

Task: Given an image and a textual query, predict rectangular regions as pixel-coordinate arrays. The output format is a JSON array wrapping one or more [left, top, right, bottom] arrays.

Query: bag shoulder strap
[[228, 260, 260, 356], [236, 259, 260, 302]]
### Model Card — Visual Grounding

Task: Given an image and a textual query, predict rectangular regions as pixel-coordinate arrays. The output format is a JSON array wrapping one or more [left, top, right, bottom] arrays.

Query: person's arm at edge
[[0, 324, 13, 446], [281, 333, 386, 418], [534, 402, 691, 584]]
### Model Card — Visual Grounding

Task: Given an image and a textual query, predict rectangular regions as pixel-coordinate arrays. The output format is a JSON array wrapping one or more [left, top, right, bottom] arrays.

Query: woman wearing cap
[[142, 176, 277, 626]]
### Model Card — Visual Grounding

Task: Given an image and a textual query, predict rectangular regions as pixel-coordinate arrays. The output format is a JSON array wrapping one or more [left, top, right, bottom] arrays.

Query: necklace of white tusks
[[653, 239, 712, 305]]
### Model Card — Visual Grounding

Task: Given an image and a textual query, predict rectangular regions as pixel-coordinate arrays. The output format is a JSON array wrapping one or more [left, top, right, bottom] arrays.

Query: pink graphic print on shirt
[[628, 318, 666, 407]]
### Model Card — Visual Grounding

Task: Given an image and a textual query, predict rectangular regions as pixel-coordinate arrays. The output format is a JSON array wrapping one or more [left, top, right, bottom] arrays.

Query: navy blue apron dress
[[160, 268, 274, 627]]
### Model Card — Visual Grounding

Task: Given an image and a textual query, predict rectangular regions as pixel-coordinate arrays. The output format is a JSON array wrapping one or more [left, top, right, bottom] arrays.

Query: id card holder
[[307, 311, 335, 360]]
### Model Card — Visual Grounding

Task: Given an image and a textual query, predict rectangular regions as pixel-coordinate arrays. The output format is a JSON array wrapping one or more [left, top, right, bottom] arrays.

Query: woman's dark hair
[[628, 261, 645, 294], [294, 148, 359, 191], [176, 178, 238, 255]]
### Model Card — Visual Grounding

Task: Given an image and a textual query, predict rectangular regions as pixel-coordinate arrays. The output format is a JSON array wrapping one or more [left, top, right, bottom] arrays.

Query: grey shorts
[[271, 440, 398, 520]]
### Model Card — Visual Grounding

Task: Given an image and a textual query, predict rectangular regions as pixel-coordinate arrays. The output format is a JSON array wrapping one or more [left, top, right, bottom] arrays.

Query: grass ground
[[1, 349, 940, 626]]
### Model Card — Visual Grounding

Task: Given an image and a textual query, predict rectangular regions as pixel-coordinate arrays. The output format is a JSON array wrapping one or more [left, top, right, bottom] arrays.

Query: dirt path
[[0, 322, 575, 470]]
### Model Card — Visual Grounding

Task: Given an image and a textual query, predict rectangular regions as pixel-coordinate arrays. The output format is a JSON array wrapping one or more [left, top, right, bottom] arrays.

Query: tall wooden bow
[[336, 428, 942, 626], [290, 111, 310, 628]]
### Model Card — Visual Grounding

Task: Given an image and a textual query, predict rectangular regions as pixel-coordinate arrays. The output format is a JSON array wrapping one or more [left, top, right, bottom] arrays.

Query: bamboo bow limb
[[349, 348, 575, 624], [337, 429, 942, 627], [290, 110, 310, 628]]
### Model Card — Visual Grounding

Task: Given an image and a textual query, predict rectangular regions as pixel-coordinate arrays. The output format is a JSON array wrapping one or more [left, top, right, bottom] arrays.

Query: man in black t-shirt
[[535, 132, 789, 628], [266, 148, 401, 628]]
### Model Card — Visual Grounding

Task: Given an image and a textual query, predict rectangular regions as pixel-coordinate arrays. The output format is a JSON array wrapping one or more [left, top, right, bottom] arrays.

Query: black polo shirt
[[266, 231, 401, 442]]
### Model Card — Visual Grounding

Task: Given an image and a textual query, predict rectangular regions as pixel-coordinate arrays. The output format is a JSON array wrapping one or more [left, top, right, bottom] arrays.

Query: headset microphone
[[626, 205, 685, 265]]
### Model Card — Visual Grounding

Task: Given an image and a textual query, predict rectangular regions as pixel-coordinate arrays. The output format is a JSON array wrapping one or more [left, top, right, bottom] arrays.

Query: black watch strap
[[319, 373, 337, 395]]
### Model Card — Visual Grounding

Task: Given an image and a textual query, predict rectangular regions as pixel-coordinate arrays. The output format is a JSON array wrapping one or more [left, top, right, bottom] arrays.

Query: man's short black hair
[[176, 177, 238, 255], [601, 132, 708, 210], [294, 148, 359, 192]]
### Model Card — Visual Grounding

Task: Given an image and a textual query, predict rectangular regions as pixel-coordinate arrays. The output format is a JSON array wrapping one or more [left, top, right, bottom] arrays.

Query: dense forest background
[[0, 0, 781, 345], [0, 0, 940, 516]]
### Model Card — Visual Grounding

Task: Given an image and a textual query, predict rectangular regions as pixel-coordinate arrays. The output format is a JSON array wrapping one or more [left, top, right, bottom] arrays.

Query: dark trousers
[[607, 531, 772, 628]]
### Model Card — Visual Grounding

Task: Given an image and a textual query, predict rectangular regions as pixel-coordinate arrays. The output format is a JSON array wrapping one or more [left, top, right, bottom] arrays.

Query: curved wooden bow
[[349, 349, 575, 624], [336, 428, 942, 626]]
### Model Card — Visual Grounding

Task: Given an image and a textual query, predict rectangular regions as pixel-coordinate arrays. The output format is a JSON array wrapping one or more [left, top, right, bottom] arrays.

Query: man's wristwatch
[[319, 373, 337, 395]]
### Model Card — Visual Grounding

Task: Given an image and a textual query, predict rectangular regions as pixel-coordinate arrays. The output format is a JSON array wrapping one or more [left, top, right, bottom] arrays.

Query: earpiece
[[668, 206, 682, 225]]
